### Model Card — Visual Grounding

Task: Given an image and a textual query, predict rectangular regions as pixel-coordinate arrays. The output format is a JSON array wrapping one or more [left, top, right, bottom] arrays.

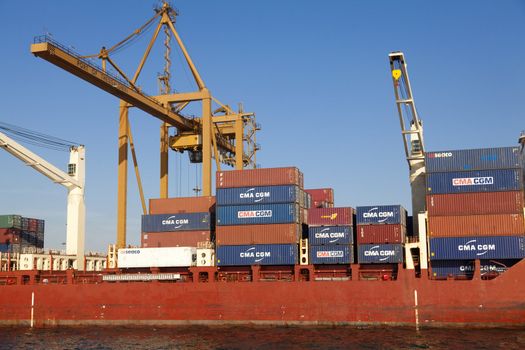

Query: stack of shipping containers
[[355, 205, 406, 265], [0, 215, 45, 253], [426, 147, 525, 279], [305, 188, 334, 208], [142, 197, 215, 248], [307, 207, 354, 265], [215, 167, 305, 266]]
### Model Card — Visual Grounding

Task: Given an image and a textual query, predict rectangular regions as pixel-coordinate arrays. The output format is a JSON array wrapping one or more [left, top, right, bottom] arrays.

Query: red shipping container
[[0, 228, 20, 244], [305, 188, 334, 205], [428, 214, 525, 238], [356, 224, 406, 244], [149, 196, 216, 214], [426, 191, 524, 216], [216, 167, 303, 189], [141, 231, 211, 248], [216, 224, 301, 245], [312, 200, 334, 208], [307, 207, 354, 226]]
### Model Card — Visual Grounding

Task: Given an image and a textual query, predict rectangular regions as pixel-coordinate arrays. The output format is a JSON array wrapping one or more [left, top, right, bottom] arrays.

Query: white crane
[[0, 130, 85, 269], [389, 52, 428, 273]]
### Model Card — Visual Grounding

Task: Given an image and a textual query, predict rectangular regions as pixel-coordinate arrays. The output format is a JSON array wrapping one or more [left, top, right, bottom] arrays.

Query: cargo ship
[[1, 3, 525, 328], [1, 151, 525, 327]]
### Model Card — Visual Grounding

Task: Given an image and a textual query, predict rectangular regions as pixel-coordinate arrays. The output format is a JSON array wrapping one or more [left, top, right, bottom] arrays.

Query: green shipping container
[[0, 215, 22, 229]]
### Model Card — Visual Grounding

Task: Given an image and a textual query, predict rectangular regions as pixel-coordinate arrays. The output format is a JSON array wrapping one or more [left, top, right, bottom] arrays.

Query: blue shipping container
[[217, 185, 301, 206], [309, 245, 353, 264], [357, 244, 404, 264], [425, 147, 523, 173], [308, 226, 353, 245], [216, 203, 300, 226], [430, 259, 520, 278], [429, 236, 525, 260], [426, 169, 523, 194], [216, 244, 298, 266], [355, 205, 407, 225], [141, 213, 212, 232]]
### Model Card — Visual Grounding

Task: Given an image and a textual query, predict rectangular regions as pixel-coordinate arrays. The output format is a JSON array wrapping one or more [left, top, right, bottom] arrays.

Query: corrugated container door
[[216, 185, 301, 206], [216, 167, 303, 188], [216, 244, 298, 266], [428, 214, 525, 237], [141, 231, 212, 248], [356, 224, 406, 244], [425, 147, 523, 173], [307, 207, 354, 226], [307, 226, 353, 245], [309, 245, 353, 264], [426, 169, 523, 194], [141, 213, 212, 232], [429, 236, 525, 260], [430, 260, 475, 278], [426, 191, 525, 216], [357, 244, 404, 264], [355, 205, 407, 225], [216, 203, 301, 226], [149, 196, 216, 214], [215, 224, 301, 245]]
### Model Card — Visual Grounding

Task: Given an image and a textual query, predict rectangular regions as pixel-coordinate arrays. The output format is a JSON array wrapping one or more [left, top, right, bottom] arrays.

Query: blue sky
[[0, 1, 523, 252]]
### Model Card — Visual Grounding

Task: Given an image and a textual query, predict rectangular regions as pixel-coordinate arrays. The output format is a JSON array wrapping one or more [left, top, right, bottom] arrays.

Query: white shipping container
[[118, 247, 197, 268]]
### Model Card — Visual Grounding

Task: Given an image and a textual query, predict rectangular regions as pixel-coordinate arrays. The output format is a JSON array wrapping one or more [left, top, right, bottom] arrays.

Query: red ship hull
[[1, 260, 524, 327]]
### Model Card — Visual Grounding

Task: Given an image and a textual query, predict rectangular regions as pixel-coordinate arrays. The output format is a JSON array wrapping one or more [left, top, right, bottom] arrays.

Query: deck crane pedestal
[[389, 51, 428, 273], [0, 131, 85, 270]]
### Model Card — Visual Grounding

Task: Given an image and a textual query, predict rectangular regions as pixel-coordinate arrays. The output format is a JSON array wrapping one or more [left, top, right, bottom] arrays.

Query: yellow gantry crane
[[31, 2, 259, 248]]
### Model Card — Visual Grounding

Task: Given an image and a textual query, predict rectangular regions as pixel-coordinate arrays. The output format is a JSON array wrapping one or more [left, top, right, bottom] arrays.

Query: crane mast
[[30, 2, 258, 248], [0, 131, 85, 269], [388, 52, 426, 236]]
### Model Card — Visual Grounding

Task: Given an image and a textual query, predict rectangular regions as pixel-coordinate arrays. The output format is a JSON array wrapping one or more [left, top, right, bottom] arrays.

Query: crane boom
[[30, 37, 237, 156], [31, 38, 196, 131], [0, 130, 85, 268], [0, 130, 81, 189], [389, 52, 426, 237]]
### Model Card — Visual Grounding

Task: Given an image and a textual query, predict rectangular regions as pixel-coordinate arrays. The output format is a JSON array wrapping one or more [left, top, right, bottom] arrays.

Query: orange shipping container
[[216, 224, 301, 245], [149, 196, 215, 214], [216, 167, 303, 189], [141, 231, 211, 247], [428, 214, 525, 238], [426, 191, 524, 216]]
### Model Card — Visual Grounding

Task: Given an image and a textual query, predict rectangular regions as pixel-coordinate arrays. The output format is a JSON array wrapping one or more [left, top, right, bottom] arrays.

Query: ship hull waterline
[[0, 260, 524, 328]]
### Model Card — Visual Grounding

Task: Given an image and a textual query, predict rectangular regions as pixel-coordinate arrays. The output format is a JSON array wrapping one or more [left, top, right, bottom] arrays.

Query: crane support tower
[[0, 131, 86, 269], [30, 2, 258, 248], [388, 52, 426, 237]]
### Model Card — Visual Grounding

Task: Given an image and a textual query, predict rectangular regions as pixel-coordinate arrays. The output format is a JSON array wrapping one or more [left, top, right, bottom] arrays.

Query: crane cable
[[81, 9, 162, 59], [0, 121, 79, 152]]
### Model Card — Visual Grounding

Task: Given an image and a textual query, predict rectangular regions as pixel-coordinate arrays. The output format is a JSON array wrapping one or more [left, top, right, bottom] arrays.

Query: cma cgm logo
[[457, 240, 496, 256], [239, 188, 271, 202], [316, 250, 344, 258], [238, 210, 272, 218], [162, 216, 189, 229], [428, 152, 453, 158], [315, 228, 346, 243], [240, 247, 271, 262], [364, 245, 396, 261], [363, 207, 394, 223], [452, 177, 493, 186]]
